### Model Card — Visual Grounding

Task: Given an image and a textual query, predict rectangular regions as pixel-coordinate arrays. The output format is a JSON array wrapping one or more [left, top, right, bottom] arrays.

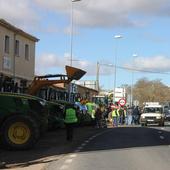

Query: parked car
[[164, 111, 170, 121], [140, 102, 165, 126]]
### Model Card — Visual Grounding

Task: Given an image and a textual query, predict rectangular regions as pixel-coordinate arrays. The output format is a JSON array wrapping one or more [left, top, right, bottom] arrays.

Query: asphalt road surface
[[46, 125, 170, 170]]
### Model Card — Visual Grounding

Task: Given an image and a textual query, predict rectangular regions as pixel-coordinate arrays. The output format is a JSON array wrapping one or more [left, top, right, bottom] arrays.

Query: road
[[46, 124, 170, 170]]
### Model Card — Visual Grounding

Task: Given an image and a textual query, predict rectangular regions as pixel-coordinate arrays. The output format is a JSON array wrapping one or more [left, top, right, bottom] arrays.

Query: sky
[[1, 0, 170, 90]]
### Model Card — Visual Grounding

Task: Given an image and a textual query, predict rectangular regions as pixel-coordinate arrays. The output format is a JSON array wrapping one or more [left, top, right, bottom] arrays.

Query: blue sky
[[1, 0, 170, 90]]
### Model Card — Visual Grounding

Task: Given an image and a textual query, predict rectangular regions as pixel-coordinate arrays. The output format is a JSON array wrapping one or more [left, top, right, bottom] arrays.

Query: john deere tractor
[[0, 92, 48, 150], [0, 65, 86, 150]]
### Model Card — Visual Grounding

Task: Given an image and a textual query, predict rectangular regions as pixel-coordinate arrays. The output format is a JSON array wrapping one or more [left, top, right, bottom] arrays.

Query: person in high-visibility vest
[[112, 107, 118, 127], [64, 104, 78, 141]]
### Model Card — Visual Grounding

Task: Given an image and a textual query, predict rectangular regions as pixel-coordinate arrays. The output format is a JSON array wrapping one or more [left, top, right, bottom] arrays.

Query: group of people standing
[[94, 103, 141, 128], [110, 104, 141, 127], [63, 101, 141, 142]]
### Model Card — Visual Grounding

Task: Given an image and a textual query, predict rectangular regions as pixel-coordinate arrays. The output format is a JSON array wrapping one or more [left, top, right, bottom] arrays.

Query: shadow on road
[[0, 125, 170, 169], [0, 126, 101, 169], [79, 126, 170, 152]]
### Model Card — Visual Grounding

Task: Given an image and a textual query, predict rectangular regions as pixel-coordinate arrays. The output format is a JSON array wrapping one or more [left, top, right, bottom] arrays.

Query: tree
[[132, 78, 170, 106]]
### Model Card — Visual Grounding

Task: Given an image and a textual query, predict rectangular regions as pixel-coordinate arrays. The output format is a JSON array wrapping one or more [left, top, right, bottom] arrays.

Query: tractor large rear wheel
[[0, 115, 40, 150]]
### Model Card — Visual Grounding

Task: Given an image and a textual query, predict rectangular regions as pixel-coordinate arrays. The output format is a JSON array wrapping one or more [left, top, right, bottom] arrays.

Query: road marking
[[81, 143, 86, 146], [64, 159, 73, 164], [69, 154, 77, 158], [158, 131, 162, 134], [59, 130, 110, 170], [60, 165, 68, 170], [161, 127, 165, 130], [89, 137, 94, 140], [84, 140, 89, 143], [77, 146, 83, 150], [160, 135, 165, 139], [74, 149, 80, 153]]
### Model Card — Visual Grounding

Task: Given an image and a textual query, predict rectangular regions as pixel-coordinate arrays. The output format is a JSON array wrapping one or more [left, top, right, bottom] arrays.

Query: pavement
[[0, 125, 105, 170]]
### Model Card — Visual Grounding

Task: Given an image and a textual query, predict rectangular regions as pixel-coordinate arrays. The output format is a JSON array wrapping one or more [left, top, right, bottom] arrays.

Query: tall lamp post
[[96, 62, 100, 91], [96, 62, 114, 93], [70, 0, 81, 66], [69, 0, 81, 102], [131, 53, 138, 106], [113, 35, 123, 103]]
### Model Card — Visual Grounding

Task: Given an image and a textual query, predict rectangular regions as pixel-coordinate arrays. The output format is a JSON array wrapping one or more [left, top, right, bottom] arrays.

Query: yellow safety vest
[[64, 108, 78, 123], [112, 110, 117, 117], [117, 109, 120, 116]]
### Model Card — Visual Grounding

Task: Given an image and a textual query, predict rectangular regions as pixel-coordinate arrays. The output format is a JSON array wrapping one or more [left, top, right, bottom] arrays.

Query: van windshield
[[144, 107, 163, 113]]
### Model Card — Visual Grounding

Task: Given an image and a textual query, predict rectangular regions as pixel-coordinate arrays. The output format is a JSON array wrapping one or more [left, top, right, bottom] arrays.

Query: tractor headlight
[[40, 100, 46, 106]]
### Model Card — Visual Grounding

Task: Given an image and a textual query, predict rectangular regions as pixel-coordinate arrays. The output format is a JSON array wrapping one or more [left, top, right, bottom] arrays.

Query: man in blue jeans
[[112, 107, 118, 127], [127, 106, 133, 125]]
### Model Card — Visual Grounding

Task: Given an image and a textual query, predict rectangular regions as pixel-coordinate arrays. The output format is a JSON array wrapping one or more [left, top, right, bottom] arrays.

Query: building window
[[15, 40, 19, 56], [25, 44, 29, 60], [4, 35, 10, 53]]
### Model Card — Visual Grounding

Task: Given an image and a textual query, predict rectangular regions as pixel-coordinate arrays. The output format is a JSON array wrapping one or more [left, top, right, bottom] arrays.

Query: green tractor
[[0, 92, 48, 150], [46, 101, 65, 130], [0, 66, 86, 150]]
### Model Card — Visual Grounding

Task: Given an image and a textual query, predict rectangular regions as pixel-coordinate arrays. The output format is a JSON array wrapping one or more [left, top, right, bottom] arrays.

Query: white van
[[140, 102, 165, 126]]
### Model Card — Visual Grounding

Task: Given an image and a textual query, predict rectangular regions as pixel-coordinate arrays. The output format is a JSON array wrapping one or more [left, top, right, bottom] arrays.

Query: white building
[[0, 19, 39, 92]]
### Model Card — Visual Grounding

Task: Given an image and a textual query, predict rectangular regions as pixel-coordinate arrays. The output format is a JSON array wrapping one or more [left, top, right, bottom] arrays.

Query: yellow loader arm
[[28, 65, 86, 95]]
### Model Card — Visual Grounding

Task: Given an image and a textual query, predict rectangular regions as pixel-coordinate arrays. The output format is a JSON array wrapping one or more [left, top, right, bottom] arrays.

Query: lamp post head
[[114, 35, 123, 39], [72, 0, 81, 2], [132, 54, 138, 57]]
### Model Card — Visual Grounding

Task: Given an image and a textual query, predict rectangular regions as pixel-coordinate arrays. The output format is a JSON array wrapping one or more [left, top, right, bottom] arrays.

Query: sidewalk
[[0, 126, 104, 170]]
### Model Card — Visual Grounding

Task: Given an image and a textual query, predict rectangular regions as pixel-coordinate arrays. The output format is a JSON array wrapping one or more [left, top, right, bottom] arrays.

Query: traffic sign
[[118, 98, 126, 106]]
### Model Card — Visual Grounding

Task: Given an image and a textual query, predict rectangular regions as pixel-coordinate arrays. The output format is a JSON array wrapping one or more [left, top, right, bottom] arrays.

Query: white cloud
[[126, 55, 170, 72], [35, 53, 87, 75], [1, 0, 170, 31], [35, 52, 114, 76], [34, 0, 170, 28], [0, 0, 40, 30]]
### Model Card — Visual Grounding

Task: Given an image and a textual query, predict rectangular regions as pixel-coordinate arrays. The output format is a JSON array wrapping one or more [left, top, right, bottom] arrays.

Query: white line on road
[[69, 154, 77, 158], [77, 146, 83, 150], [74, 149, 80, 153], [158, 131, 162, 134], [60, 165, 68, 170], [84, 140, 89, 143], [64, 159, 73, 164], [89, 137, 94, 140], [81, 143, 86, 147], [160, 135, 165, 139]]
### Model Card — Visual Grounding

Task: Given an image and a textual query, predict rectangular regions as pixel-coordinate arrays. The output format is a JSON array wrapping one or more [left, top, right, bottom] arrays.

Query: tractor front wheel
[[1, 115, 40, 150]]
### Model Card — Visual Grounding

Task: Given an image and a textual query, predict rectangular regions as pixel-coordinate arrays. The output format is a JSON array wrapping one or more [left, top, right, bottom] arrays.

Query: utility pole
[[96, 62, 100, 92]]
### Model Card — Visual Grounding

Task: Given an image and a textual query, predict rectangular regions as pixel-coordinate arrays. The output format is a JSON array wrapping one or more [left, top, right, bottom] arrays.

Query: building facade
[[0, 19, 39, 92]]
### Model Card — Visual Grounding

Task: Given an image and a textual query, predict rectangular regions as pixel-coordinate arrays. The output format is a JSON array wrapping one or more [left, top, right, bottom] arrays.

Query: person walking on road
[[64, 104, 78, 141], [118, 107, 124, 125], [94, 104, 103, 128], [127, 106, 133, 125], [112, 107, 118, 127], [132, 106, 140, 124]]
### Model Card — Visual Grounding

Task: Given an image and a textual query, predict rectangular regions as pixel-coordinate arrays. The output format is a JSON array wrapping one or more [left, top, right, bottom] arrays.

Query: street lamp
[[131, 53, 138, 106], [113, 35, 123, 103], [96, 62, 100, 91], [96, 62, 114, 92], [70, 0, 81, 66]]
